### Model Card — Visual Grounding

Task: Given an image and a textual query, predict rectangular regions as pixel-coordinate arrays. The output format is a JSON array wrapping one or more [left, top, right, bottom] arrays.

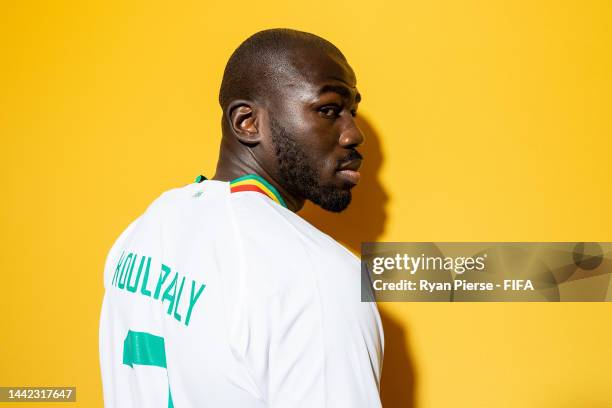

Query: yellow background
[[2, 0, 611, 407]]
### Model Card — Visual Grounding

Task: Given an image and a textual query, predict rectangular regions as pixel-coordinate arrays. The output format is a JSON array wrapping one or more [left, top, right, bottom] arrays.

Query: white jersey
[[99, 174, 384, 408]]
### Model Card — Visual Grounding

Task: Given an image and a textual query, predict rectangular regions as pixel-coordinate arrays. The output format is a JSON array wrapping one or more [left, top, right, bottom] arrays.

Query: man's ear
[[226, 100, 262, 146]]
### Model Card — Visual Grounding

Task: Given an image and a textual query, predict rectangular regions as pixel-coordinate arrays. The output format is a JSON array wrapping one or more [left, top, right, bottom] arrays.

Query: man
[[99, 29, 383, 407]]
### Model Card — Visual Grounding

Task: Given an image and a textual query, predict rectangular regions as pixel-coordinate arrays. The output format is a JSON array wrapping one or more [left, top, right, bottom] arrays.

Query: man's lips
[[336, 159, 362, 185], [338, 159, 362, 172]]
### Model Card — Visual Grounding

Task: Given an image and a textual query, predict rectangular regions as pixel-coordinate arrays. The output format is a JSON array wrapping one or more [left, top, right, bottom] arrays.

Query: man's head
[[218, 29, 364, 212]]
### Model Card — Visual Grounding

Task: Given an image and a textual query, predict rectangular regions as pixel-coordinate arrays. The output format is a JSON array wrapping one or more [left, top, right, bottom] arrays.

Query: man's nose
[[339, 119, 365, 148]]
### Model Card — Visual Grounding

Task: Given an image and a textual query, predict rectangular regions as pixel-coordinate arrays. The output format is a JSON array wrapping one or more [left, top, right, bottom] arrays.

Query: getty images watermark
[[360, 243, 612, 302]]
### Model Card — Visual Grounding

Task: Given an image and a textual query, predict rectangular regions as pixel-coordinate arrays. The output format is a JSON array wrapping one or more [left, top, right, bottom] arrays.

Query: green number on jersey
[[122, 330, 174, 408]]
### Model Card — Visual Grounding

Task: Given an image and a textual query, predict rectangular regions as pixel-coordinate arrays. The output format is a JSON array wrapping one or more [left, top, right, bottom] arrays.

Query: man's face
[[265, 48, 364, 212]]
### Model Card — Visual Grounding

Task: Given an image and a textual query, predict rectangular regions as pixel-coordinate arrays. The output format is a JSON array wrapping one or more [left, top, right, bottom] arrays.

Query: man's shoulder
[[107, 181, 229, 252], [229, 191, 358, 265], [134, 180, 227, 223]]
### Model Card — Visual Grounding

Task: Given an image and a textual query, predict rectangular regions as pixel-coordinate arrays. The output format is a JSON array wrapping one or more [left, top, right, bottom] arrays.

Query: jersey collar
[[229, 174, 288, 208]]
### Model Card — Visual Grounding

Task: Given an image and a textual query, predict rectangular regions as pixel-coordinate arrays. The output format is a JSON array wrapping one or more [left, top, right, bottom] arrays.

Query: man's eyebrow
[[319, 84, 361, 103]]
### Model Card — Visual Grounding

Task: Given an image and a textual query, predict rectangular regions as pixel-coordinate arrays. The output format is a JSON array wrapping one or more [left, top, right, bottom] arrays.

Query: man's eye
[[319, 106, 341, 118]]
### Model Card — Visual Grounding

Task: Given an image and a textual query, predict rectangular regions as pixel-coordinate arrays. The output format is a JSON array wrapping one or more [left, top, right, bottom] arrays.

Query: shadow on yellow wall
[[301, 116, 417, 407]]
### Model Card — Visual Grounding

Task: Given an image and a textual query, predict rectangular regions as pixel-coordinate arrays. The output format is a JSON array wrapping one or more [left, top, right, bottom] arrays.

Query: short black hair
[[218, 28, 346, 113]]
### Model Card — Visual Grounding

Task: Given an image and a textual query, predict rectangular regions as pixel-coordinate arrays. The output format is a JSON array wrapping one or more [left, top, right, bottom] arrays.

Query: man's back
[[99, 176, 383, 407]]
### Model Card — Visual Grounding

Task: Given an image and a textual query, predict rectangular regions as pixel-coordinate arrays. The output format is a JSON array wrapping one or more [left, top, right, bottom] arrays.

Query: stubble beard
[[269, 118, 352, 213]]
